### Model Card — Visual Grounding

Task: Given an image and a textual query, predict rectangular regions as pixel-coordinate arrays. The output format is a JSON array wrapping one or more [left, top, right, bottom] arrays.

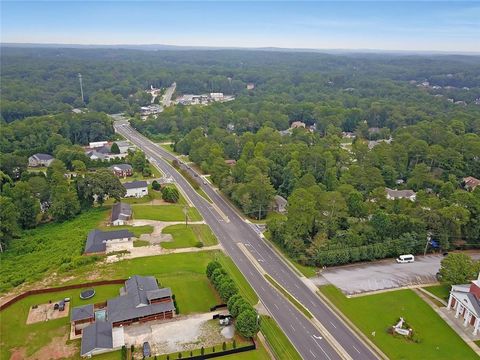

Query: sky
[[1, 1, 479, 52]]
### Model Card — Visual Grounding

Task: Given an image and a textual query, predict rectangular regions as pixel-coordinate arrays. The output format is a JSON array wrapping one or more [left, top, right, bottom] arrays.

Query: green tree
[[49, 184, 81, 221], [76, 169, 126, 206], [235, 309, 259, 338], [439, 253, 479, 285], [0, 196, 20, 251], [162, 186, 180, 203], [11, 181, 39, 229], [111, 142, 120, 154], [206, 261, 222, 279], [218, 279, 238, 302]]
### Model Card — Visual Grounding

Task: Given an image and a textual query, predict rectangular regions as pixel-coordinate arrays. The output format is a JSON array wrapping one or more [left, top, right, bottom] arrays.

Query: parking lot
[[315, 252, 480, 296]]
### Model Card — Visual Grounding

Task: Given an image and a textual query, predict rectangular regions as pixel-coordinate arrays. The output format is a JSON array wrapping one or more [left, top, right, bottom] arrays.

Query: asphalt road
[[113, 117, 379, 360], [316, 253, 480, 296]]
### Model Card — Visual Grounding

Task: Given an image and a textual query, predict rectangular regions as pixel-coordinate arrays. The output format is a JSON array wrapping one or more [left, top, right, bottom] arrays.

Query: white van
[[396, 254, 415, 263]]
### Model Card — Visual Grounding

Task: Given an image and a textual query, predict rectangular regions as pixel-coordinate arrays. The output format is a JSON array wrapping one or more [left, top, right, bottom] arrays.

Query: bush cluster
[[206, 261, 259, 338]]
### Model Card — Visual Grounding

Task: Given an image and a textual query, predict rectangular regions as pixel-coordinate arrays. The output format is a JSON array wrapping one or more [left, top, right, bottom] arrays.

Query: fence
[[0, 279, 126, 311], [180, 339, 256, 360], [209, 304, 227, 311]]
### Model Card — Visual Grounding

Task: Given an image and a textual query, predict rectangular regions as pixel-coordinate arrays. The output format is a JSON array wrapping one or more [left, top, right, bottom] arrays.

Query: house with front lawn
[[70, 275, 175, 357], [447, 274, 480, 335], [123, 180, 148, 198], [84, 229, 134, 254]]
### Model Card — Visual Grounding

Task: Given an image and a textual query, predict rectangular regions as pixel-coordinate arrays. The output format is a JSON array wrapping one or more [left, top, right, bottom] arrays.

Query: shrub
[[233, 340, 237, 349], [200, 347, 205, 355], [227, 294, 243, 314], [236, 309, 259, 338], [206, 260, 222, 278], [178, 352, 182, 359], [218, 278, 238, 302], [222, 342, 227, 351], [211, 268, 227, 287], [231, 297, 250, 317], [152, 180, 161, 191], [195, 241, 204, 248]]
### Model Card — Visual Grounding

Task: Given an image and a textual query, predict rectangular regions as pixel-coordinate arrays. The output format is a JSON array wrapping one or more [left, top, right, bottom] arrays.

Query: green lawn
[[161, 224, 218, 249], [0, 284, 122, 360], [133, 239, 151, 247], [260, 315, 302, 360], [423, 284, 450, 302], [120, 163, 162, 182], [98, 225, 153, 238], [320, 285, 477, 360], [0, 207, 109, 293], [132, 204, 202, 221]]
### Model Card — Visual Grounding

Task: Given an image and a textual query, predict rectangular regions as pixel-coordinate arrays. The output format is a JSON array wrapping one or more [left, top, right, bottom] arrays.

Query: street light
[[183, 206, 188, 228]]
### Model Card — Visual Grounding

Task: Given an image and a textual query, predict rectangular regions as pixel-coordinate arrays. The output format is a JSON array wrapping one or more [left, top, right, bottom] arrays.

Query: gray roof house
[[71, 304, 94, 322], [385, 188, 416, 201], [123, 181, 148, 198], [111, 202, 132, 226], [80, 321, 114, 357], [74, 275, 175, 357], [84, 229, 134, 254], [272, 195, 288, 214], [28, 153, 54, 167]]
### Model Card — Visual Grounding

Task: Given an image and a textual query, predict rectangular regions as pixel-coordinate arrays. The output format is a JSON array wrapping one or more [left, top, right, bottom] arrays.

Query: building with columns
[[447, 275, 480, 336]]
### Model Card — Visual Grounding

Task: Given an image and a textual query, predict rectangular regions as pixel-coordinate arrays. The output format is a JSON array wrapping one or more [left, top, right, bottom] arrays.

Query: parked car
[[53, 303, 59, 310], [58, 300, 65, 311], [143, 342, 151, 358], [396, 254, 415, 263]]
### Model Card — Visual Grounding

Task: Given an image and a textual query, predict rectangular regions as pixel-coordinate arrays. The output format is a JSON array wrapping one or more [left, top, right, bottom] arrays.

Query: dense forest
[[1, 46, 479, 267]]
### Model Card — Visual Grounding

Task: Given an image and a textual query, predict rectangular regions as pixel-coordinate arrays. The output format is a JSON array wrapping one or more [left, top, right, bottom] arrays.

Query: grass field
[[0, 250, 263, 360], [119, 163, 162, 182], [260, 315, 302, 360], [132, 204, 202, 221], [0, 284, 122, 360], [423, 284, 450, 301], [98, 224, 153, 238], [320, 285, 477, 360], [0, 207, 109, 293], [161, 224, 218, 249]]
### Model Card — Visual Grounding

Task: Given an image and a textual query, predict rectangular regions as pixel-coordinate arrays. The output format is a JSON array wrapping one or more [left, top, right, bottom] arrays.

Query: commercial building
[[447, 275, 480, 336]]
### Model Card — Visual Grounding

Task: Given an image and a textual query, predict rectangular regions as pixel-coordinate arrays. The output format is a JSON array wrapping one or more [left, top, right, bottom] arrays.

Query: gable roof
[[274, 195, 288, 206], [464, 176, 480, 189], [123, 181, 148, 190], [451, 285, 480, 318], [31, 153, 54, 161], [386, 188, 416, 199], [71, 304, 94, 322], [84, 229, 134, 254], [110, 164, 132, 172], [111, 202, 132, 222], [80, 321, 113, 356], [107, 275, 174, 324]]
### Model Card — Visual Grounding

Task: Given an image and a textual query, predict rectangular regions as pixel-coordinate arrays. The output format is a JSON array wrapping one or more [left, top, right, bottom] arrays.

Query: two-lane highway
[[114, 118, 379, 360]]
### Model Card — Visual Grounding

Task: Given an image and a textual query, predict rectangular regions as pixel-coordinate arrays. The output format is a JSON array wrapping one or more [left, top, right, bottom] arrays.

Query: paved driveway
[[314, 253, 480, 296]]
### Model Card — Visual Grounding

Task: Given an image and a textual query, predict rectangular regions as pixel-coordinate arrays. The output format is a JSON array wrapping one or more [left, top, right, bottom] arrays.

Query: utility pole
[[183, 206, 188, 228], [424, 232, 432, 256], [78, 73, 84, 103]]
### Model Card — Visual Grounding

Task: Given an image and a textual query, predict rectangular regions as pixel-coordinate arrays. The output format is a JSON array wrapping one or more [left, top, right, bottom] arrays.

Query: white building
[[447, 275, 480, 336], [123, 180, 148, 198], [28, 153, 54, 167], [89, 141, 109, 148]]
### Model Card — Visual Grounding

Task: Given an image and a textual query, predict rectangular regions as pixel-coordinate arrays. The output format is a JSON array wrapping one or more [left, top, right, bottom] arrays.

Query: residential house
[[109, 164, 133, 177], [72, 275, 175, 357], [224, 159, 237, 166], [272, 195, 288, 214], [368, 138, 392, 150], [85, 150, 107, 161], [84, 229, 133, 254], [447, 274, 480, 336], [123, 181, 148, 198], [290, 121, 306, 129], [385, 188, 416, 202], [28, 153, 54, 167], [111, 202, 132, 226], [246, 83, 255, 90], [464, 176, 480, 191]]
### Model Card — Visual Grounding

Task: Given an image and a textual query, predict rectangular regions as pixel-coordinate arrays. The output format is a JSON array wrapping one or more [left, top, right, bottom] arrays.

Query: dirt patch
[[26, 302, 70, 324], [124, 313, 232, 357], [9, 348, 27, 360], [29, 333, 77, 360]]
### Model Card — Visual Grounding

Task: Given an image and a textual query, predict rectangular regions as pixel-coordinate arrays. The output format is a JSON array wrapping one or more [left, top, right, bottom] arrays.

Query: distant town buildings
[[174, 92, 235, 106], [246, 83, 255, 90], [28, 153, 54, 167]]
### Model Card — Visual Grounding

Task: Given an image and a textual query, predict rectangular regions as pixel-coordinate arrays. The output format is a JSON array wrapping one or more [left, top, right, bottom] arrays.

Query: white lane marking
[[290, 324, 295, 331], [313, 339, 331, 360], [309, 349, 317, 358], [329, 321, 337, 329], [258, 258, 264, 262], [352, 345, 361, 354], [313, 335, 323, 340], [274, 304, 279, 310]]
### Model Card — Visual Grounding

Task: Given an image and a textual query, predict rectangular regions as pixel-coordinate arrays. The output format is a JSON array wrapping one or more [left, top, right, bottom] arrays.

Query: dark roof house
[[80, 321, 114, 357], [111, 202, 132, 224], [84, 229, 134, 254], [71, 304, 94, 322], [123, 180, 148, 190]]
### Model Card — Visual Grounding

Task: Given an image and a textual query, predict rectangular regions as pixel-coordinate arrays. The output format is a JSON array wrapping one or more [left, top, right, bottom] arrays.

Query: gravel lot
[[314, 252, 480, 295]]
